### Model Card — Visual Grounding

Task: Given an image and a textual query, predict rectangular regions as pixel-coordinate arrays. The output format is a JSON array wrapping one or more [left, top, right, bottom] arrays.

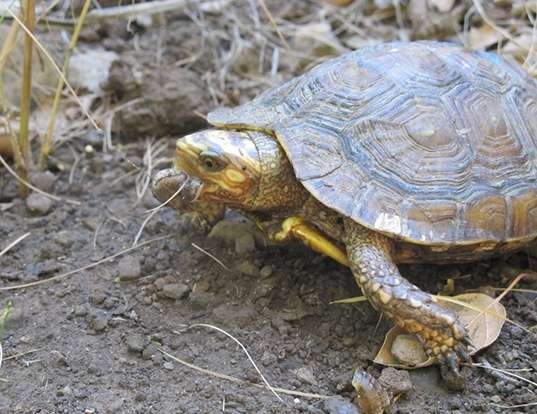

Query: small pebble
[[26, 193, 53, 215], [378, 367, 413, 394], [118, 256, 142, 281], [490, 395, 502, 404], [142, 344, 158, 360], [236, 260, 259, 277], [90, 313, 108, 332], [163, 361, 174, 370], [160, 283, 190, 300], [260, 265, 273, 278], [74, 304, 88, 317], [30, 171, 57, 192], [391, 334, 428, 366], [126, 335, 145, 353]]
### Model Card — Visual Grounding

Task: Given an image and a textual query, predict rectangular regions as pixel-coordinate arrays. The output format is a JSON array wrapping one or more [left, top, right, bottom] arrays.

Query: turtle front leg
[[344, 219, 470, 375]]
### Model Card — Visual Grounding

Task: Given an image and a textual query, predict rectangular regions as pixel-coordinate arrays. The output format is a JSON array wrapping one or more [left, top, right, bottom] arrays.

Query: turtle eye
[[199, 151, 226, 172]]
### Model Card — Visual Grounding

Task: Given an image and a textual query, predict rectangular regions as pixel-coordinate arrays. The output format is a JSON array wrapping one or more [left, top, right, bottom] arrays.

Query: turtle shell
[[208, 41, 537, 245]]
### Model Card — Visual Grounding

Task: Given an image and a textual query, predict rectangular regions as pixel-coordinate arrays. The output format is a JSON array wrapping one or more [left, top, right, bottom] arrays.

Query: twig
[[17, 0, 36, 199], [187, 323, 283, 402], [0, 234, 171, 291], [0, 155, 81, 205], [39, 0, 92, 169], [158, 348, 331, 400], [0, 232, 31, 257], [191, 242, 230, 271]]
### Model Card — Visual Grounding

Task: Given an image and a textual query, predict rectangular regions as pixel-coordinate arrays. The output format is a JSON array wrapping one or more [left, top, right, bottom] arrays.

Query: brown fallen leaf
[[0, 134, 14, 159], [374, 293, 506, 369]]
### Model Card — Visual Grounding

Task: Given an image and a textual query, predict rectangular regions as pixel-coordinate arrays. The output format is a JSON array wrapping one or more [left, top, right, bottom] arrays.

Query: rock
[[212, 304, 258, 329], [236, 260, 259, 277], [56, 386, 72, 397], [490, 395, 502, 404], [378, 367, 413, 395], [163, 361, 174, 370], [74, 304, 88, 317], [26, 193, 53, 215], [117, 255, 142, 281], [160, 283, 190, 300], [208, 219, 264, 248], [154, 275, 177, 290], [142, 344, 158, 360], [293, 366, 318, 386], [126, 335, 145, 353], [234, 233, 256, 255], [89, 312, 108, 332], [30, 171, 57, 192], [260, 265, 273, 278], [391, 334, 428, 366], [323, 397, 360, 414], [68, 48, 118, 93], [103, 58, 210, 138]]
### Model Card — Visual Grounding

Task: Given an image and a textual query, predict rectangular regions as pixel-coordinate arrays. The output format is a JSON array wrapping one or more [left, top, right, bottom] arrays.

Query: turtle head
[[152, 128, 308, 220], [152, 129, 262, 221]]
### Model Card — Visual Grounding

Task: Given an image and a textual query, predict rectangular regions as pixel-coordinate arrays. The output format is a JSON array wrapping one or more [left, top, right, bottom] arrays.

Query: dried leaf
[[374, 293, 506, 369]]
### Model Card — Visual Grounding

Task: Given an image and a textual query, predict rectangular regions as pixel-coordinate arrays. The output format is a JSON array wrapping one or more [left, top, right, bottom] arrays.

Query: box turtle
[[152, 41, 537, 377]]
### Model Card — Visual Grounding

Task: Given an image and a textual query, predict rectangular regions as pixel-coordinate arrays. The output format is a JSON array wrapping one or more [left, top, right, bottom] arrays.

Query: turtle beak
[[151, 168, 203, 210]]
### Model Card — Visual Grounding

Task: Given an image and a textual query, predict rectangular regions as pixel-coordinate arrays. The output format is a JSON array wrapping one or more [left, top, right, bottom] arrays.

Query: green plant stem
[[39, 0, 92, 170], [18, 0, 36, 198]]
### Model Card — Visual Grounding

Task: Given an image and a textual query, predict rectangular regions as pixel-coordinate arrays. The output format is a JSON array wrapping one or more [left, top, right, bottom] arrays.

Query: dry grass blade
[[2, 348, 42, 361], [472, 363, 537, 388], [133, 180, 187, 246], [0, 234, 171, 291], [258, 0, 290, 50], [491, 402, 537, 409], [0, 21, 20, 72], [191, 242, 230, 271], [6, 8, 100, 131], [187, 323, 283, 402], [0, 155, 81, 205], [472, 0, 529, 52], [0, 232, 30, 257], [39, 0, 92, 169], [17, 0, 36, 199], [158, 348, 332, 400]]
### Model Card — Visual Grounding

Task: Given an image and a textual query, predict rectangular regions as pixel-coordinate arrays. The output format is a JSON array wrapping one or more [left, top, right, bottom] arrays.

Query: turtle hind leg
[[344, 219, 471, 377]]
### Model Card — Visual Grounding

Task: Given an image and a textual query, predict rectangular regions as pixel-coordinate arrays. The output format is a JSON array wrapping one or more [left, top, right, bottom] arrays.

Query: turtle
[[151, 41, 537, 378]]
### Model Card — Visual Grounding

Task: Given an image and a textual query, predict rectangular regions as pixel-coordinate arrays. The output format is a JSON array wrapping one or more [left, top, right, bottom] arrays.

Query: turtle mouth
[[151, 168, 204, 210]]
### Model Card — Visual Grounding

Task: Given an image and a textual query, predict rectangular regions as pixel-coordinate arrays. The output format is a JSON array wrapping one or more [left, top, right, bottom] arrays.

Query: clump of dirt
[[1, 1, 537, 413]]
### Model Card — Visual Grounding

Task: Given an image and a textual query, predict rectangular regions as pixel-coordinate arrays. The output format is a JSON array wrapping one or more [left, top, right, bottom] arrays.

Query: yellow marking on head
[[225, 169, 247, 183]]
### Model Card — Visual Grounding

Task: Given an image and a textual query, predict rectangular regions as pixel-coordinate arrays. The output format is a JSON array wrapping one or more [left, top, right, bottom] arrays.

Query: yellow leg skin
[[273, 217, 350, 267]]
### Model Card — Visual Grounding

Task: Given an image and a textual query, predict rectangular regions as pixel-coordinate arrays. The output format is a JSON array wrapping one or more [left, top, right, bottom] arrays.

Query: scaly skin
[[151, 127, 471, 378], [344, 219, 471, 373]]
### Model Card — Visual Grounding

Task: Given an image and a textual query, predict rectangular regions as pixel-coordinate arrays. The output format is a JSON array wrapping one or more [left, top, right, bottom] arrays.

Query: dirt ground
[[2, 1, 537, 413]]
